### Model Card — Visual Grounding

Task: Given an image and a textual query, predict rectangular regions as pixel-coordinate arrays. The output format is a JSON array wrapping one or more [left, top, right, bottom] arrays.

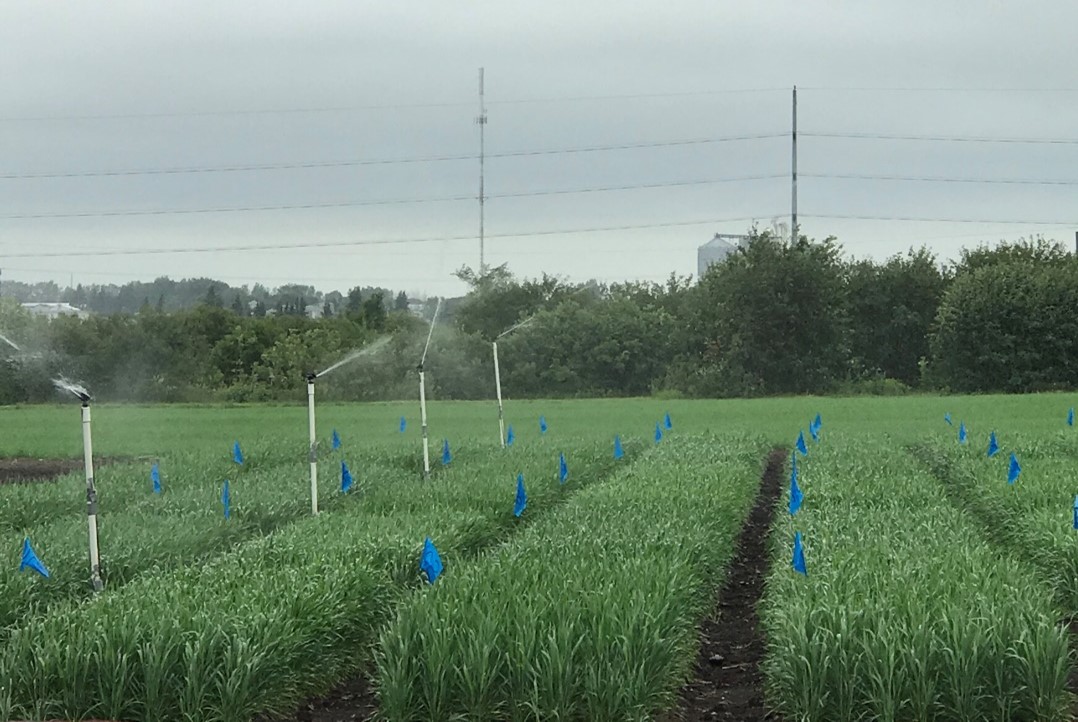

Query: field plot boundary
[[273, 438, 653, 721], [668, 446, 785, 722], [367, 434, 767, 721]]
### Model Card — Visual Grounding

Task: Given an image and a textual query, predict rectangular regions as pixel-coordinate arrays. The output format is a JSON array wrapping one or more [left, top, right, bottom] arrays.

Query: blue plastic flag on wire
[[19, 537, 49, 578], [514, 473, 527, 517], [151, 462, 161, 494], [614, 435, 624, 460], [222, 480, 231, 520], [987, 431, 999, 458], [809, 422, 819, 443], [559, 452, 568, 484], [442, 439, 452, 466], [789, 456, 803, 516], [332, 429, 341, 450], [958, 423, 967, 445], [232, 441, 244, 465], [944, 412, 953, 426], [1008, 453, 1021, 485], [1073, 495, 1078, 530], [420, 537, 443, 584], [1069, 408, 1075, 427], [796, 431, 808, 457], [655, 422, 663, 443], [399, 416, 407, 433], [539, 416, 548, 434], [792, 532, 807, 576], [664, 412, 672, 430], [506, 425, 515, 447], [341, 460, 353, 493], [813, 412, 822, 430]]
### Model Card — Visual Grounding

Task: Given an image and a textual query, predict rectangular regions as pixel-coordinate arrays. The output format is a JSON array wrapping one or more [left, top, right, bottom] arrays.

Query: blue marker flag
[[539, 415, 548, 434], [442, 439, 452, 466], [232, 441, 244, 465], [506, 425, 515, 447], [1008, 453, 1021, 485], [944, 412, 953, 426], [614, 435, 624, 460], [222, 479, 231, 520], [558, 452, 568, 484], [399, 416, 407, 433], [813, 412, 822, 430], [809, 423, 819, 443], [341, 460, 353, 493], [987, 431, 999, 458], [655, 422, 663, 443], [789, 456, 803, 516], [792, 532, 807, 576], [664, 412, 672, 430], [796, 431, 808, 457], [514, 473, 527, 517], [19, 537, 49, 578], [151, 462, 161, 494], [1069, 408, 1075, 427], [420, 537, 443, 584], [332, 429, 341, 450], [1073, 495, 1078, 530], [958, 422, 967, 445]]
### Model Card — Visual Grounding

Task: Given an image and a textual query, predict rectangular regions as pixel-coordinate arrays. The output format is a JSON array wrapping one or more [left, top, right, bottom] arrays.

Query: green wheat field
[[1, 393, 1076, 721]]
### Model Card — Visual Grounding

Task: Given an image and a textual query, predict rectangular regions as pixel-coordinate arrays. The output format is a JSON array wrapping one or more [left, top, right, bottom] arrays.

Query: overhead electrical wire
[[801, 131, 1078, 145], [803, 172, 1078, 186], [0, 174, 785, 220], [0, 133, 786, 180], [0, 214, 772, 259]]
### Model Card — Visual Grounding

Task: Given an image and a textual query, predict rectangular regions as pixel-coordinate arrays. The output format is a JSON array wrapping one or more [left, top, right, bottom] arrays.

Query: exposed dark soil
[[0, 456, 131, 484], [667, 446, 786, 722], [269, 672, 378, 722]]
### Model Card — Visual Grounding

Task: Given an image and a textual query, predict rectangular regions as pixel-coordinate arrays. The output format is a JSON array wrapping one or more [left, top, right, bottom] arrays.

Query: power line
[[0, 214, 769, 258], [0, 133, 785, 180], [804, 172, 1078, 186], [804, 213, 1075, 226], [0, 174, 784, 220], [801, 131, 1078, 145], [0, 88, 787, 123], [799, 86, 1078, 93]]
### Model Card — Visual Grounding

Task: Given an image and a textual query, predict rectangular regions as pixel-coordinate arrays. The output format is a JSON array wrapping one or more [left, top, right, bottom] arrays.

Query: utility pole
[[477, 67, 488, 272], [791, 85, 798, 244]]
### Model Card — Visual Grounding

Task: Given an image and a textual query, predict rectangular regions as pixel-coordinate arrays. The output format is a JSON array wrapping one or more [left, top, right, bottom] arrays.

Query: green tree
[[394, 290, 409, 311], [929, 259, 1078, 392], [361, 292, 387, 331], [846, 248, 949, 386], [685, 231, 848, 396], [203, 284, 223, 308]]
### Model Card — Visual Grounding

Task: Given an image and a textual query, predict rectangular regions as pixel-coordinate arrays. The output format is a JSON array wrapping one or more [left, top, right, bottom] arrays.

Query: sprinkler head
[[416, 362, 424, 373], [305, 371, 317, 383]]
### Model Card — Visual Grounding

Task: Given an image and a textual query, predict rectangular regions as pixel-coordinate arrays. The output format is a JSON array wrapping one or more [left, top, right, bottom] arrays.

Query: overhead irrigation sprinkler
[[52, 378, 103, 592], [418, 299, 443, 479], [306, 336, 391, 515], [493, 317, 533, 448]]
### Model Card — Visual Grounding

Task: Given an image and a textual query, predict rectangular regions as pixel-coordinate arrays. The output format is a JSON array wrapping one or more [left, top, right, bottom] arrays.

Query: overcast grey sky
[[2, 1, 1076, 298]]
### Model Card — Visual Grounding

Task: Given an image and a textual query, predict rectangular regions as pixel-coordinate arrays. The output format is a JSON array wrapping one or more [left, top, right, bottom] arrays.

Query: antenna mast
[[477, 67, 488, 272]]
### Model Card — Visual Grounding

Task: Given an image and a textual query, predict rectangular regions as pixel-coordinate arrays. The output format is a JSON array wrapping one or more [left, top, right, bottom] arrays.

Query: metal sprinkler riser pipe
[[81, 400, 103, 592], [306, 373, 319, 516]]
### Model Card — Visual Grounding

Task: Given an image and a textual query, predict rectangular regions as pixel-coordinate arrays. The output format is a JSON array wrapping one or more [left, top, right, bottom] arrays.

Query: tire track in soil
[[667, 445, 786, 722]]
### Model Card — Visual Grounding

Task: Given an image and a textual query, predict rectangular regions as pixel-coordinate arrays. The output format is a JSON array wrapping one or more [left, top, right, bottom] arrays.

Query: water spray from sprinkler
[[304, 336, 391, 515], [418, 299, 443, 479], [493, 316, 534, 448], [0, 332, 20, 352], [52, 377, 103, 592]]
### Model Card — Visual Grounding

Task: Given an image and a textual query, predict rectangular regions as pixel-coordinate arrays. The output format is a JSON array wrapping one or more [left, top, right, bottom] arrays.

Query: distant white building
[[21, 302, 89, 320], [697, 234, 748, 279]]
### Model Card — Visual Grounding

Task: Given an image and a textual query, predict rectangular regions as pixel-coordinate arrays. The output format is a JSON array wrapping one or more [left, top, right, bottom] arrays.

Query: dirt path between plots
[[0, 456, 131, 484], [668, 445, 786, 722]]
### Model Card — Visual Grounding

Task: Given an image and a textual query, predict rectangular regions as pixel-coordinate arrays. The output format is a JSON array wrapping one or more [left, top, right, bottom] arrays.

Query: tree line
[[0, 232, 1074, 404]]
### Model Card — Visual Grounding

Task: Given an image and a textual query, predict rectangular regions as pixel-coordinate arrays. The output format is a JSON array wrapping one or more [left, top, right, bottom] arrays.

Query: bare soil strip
[[668, 446, 786, 722]]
